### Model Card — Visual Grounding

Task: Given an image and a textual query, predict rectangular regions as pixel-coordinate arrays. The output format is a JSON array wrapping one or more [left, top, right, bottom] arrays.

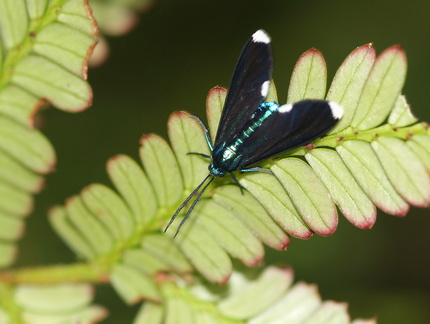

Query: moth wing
[[214, 30, 273, 146], [238, 100, 344, 168]]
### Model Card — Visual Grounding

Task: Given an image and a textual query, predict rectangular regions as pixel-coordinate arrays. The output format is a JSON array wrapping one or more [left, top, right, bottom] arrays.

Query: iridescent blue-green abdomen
[[210, 101, 280, 176]]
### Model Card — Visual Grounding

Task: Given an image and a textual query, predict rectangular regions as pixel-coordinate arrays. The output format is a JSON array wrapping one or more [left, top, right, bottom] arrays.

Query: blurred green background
[[18, 0, 430, 323]]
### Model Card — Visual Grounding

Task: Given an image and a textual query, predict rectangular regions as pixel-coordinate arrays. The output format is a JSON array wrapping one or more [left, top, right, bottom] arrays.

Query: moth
[[165, 30, 343, 237]]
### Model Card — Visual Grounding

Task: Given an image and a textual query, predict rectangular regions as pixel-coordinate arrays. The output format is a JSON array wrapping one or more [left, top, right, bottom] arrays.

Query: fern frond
[[49, 43, 429, 306], [0, 0, 97, 120], [0, 0, 97, 267], [133, 265, 376, 324], [0, 283, 106, 323], [88, 0, 154, 66]]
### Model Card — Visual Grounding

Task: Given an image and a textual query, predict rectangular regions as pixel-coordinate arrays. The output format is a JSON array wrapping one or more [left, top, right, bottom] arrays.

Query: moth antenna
[[164, 174, 213, 234], [173, 176, 215, 238]]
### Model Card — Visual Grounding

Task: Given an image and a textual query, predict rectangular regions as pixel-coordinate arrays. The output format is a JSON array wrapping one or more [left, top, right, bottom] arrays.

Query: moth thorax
[[209, 162, 227, 178]]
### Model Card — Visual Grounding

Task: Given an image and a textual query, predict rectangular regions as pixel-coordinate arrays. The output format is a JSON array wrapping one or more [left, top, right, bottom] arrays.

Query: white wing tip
[[278, 104, 293, 113], [261, 80, 270, 97], [328, 101, 344, 120], [252, 29, 271, 44]]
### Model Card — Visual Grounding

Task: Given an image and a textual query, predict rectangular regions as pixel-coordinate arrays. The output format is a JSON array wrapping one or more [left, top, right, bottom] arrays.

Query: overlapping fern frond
[[0, 1, 428, 322], [0, 0, 97, 268], [44, 40, 429, 323]]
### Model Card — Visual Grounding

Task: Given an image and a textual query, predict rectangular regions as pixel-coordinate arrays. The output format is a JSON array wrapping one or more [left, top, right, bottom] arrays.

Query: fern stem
[[289, 122, 429, 156], [0, 283, 25, 324], [0, 262, 108, 285]]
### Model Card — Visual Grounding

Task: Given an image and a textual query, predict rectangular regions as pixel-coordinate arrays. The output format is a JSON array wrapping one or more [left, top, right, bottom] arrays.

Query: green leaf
[[407, 135, 430, 172], [59, 0, 98, 35], [272, 158, 338, 236], [123, 249, 171, 275], [174, 210, 232, 284], [0, 85, 40, 126], [0, 117, 55, 173], [26, 0, 49, 19], [265, 79, 279, 102], [81, 184, 135, 240], [134, 302, 163, 324], [0, 181, 32, 216], [327, 44, 375, 133], [15, 283, 92, 312], [302, 301, 350, 324], [165, 295, 195, 324], [12, 55, 93, 111], [65, 196, 113, 256], [140, 234, 192, 274], [218, 266, 293, 318], [132, 265, 370, 324], [0, 0, 28, 49], [214, 186, 290, 250], [249, 282, 321, 324], [352, 46, 407, 130], [388, 95, 417, 127], [21, 306, 107, 324], [0, 151, 43, 193], [372, 137, 430, 207], [11, 283, 107, 323], [240, 172, 312, 238], [168, 112, 207, 192], [0, 0, 97, 114], [337, 140, 408, 216], [197, 200, 264, 266], [0, 242, 16, 267], [140, 134, 183, 208], [110, 264, 161, 305], [287, 48, 327, 103], [107, 155, 157, 223], [49, 206, 95, 260], [34, 23, 96, 78], [206, 86, 227, 144], [0, 214, 23, 241], [306, 149, 376, 228], [193, 311, 220, 324]]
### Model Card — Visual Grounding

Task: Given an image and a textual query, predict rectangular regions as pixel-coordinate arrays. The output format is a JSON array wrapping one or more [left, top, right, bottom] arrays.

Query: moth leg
[[229, 172, 245, 195], [189, 115, 213, 151], [187, 152, 211, 159], [241, 167, 273, 175]]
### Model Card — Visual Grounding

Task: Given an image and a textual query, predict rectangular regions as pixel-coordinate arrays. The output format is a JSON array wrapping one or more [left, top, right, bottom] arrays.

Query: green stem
[[291, 121, 429, 156], [1, 122, 427, 286], [0, 262, 108, 285], [0, 283, 25, 323]]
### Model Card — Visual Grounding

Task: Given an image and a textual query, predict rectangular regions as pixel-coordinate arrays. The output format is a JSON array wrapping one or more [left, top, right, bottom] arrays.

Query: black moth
[[165, 29, 343, 237]]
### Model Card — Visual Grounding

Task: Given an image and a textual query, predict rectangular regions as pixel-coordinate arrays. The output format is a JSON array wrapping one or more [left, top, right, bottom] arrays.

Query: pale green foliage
[[0, 0, 97, 269], [0, 0, 428, 322], [0, 283, 106, 323], [133, 266, 376, 324], [50, 40, 428, 323], [0, 0, 101, 322]]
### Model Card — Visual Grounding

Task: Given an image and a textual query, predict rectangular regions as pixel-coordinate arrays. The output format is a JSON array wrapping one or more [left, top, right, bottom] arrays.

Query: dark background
[[19, 0, 430, 323]]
